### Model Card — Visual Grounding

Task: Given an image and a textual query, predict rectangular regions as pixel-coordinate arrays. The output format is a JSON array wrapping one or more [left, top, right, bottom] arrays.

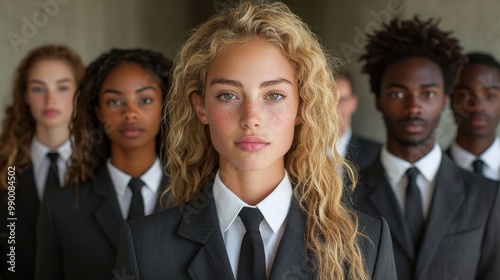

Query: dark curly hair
[[66, 48, 173, 186], [360, 17, 466, 96]]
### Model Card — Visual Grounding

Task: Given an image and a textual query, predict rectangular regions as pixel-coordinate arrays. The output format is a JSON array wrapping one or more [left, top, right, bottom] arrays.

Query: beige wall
[[1, 0, 499, 147]]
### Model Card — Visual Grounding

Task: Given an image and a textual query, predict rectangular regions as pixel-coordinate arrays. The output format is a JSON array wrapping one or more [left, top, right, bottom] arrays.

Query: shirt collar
[[381, 143, 441, 183], [213, 170, 293, 234], [107, 157, 162, 196], [336, 128, 352, 158], [30, 136, 72, 165], [451, 137, 500, 172]]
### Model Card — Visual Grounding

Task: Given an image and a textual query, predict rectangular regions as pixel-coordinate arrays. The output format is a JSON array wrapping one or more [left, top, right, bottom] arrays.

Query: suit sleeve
[[115, 222, 140, 279], [35, 192, 63, 280], [372, 217, 397, 280], [477, 185, 500, 280]]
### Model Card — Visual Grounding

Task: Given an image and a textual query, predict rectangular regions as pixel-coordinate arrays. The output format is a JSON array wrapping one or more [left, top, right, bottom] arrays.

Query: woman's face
[[193, 38, 300, 174], [96, 63, 162, 153], [24, 59, 77, 131]]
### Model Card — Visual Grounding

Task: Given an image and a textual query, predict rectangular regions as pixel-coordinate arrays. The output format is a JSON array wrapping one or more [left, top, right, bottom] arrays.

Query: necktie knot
[[47, 152, 59, 164], [44, 152, 61, 190], [127, 178, 145, 220], [472, 159, 485, 175], [128, 178, 144, 193], [406, 167, 419, 183], [239, 207, 264, 233]]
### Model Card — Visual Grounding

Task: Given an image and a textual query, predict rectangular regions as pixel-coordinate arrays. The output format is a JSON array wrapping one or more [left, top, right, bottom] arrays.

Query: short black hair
[[360, 17, 466, 96], [466, 52, 500, 71]]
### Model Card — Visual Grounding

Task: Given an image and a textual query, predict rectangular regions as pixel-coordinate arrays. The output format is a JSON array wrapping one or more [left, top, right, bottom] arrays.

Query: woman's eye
[[267, 92, 284, 101], [107, 99, 123, 106], [218, 93, 236, 101], [58, 85, 71, 92], [139, 97, 153, 104], [30, 87, 45, 93]]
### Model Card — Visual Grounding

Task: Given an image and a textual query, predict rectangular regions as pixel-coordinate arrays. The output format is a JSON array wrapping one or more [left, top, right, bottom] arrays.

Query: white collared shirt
[[336, 128, 353, 158], [213, 170, 292, 279], [107, 158, 162, 220], [381, 144, 442, 219], [30, 137, 72, 201], [450, 138, 500, 180]]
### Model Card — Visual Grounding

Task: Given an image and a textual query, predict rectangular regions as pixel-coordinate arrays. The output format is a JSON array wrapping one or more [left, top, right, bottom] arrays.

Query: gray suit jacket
[[115, 183, 397, 279], [353, 154, 500, 280], [35, 165, 168, 280], [346, 134, 382, 171]]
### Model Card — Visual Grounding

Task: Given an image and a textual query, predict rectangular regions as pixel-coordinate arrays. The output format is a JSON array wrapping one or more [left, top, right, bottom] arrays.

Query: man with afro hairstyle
[[352, 17, 500, 280]]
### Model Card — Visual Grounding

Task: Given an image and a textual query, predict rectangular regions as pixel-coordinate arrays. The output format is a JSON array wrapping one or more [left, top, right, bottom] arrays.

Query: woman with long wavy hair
[[0, 45, 84, 280], [115, 1, 396, 279], [35, 49, 173, 280]]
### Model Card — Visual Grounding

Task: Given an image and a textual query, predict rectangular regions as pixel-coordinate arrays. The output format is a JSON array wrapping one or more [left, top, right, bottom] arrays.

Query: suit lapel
[[177, 184, 235, 280], [18, 166, 40, 229], [364, 158, 415, 260], [92, 166, 124, 251], [269, 200, 315, 279], [415, 155, 465, 279], [153, 173, 169, 213]]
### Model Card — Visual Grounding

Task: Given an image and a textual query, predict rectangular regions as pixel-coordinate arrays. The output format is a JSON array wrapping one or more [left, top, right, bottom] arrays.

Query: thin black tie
[[238, 207, 266, 280], [405, 167, 424, 251], [127, 178, 145, 220], [45, 152, 60, 190], [472, 159, 485, 176]]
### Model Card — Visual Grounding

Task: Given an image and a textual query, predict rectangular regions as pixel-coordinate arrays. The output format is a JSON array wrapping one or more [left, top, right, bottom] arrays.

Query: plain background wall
[[1, 0, 499, 147]]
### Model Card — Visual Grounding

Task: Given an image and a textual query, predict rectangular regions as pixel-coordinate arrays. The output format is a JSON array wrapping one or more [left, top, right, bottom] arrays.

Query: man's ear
[[191, 92, 209, 124]]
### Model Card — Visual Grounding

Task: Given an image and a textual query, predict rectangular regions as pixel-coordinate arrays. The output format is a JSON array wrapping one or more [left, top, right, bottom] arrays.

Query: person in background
[[448, 52, 500, 180], [115, 2, 396, 280], [35, 49, 173, 280], [354, 17, 500, 280], [0, 45, 84, 280], [335, 72, 381, 171]]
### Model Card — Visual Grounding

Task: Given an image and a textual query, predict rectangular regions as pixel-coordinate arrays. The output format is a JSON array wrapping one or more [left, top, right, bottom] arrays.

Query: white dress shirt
[[336, 128, 352, 158], [380, 144, 442, 219], [450, 137, 500, 180], [213, 170, 292, 279], [30, 137, 72, 201], [107, 158, 162, 220]]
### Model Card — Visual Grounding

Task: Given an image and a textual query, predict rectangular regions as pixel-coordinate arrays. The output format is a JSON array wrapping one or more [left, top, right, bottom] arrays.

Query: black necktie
[[238, 207, 266, 280], [472, 159, 485, 176], [405, 167, 424, 251], [45, 152, 60, 190], [127, 178, 145, 220]]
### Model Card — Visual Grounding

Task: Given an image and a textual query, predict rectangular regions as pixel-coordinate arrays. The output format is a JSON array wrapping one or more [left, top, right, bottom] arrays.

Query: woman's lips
[[235, 136, 269, 152], [42, 108, 60, 117], [120, 127, 144, 138]]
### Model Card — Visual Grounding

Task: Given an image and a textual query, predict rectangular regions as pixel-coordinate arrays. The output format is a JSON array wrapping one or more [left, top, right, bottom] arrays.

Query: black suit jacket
[[353, 154, 500, 280], [115, 183, 397, 280], [35, 165, 168, 280], [345, 134, 382, 171], [0, 166, 39, 280]]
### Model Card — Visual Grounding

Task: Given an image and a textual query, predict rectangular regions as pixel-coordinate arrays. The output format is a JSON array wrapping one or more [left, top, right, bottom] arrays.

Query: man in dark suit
[[448, 52, 500, 180], [353, 17, 500, 280], [336, 73, 382, 170]]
